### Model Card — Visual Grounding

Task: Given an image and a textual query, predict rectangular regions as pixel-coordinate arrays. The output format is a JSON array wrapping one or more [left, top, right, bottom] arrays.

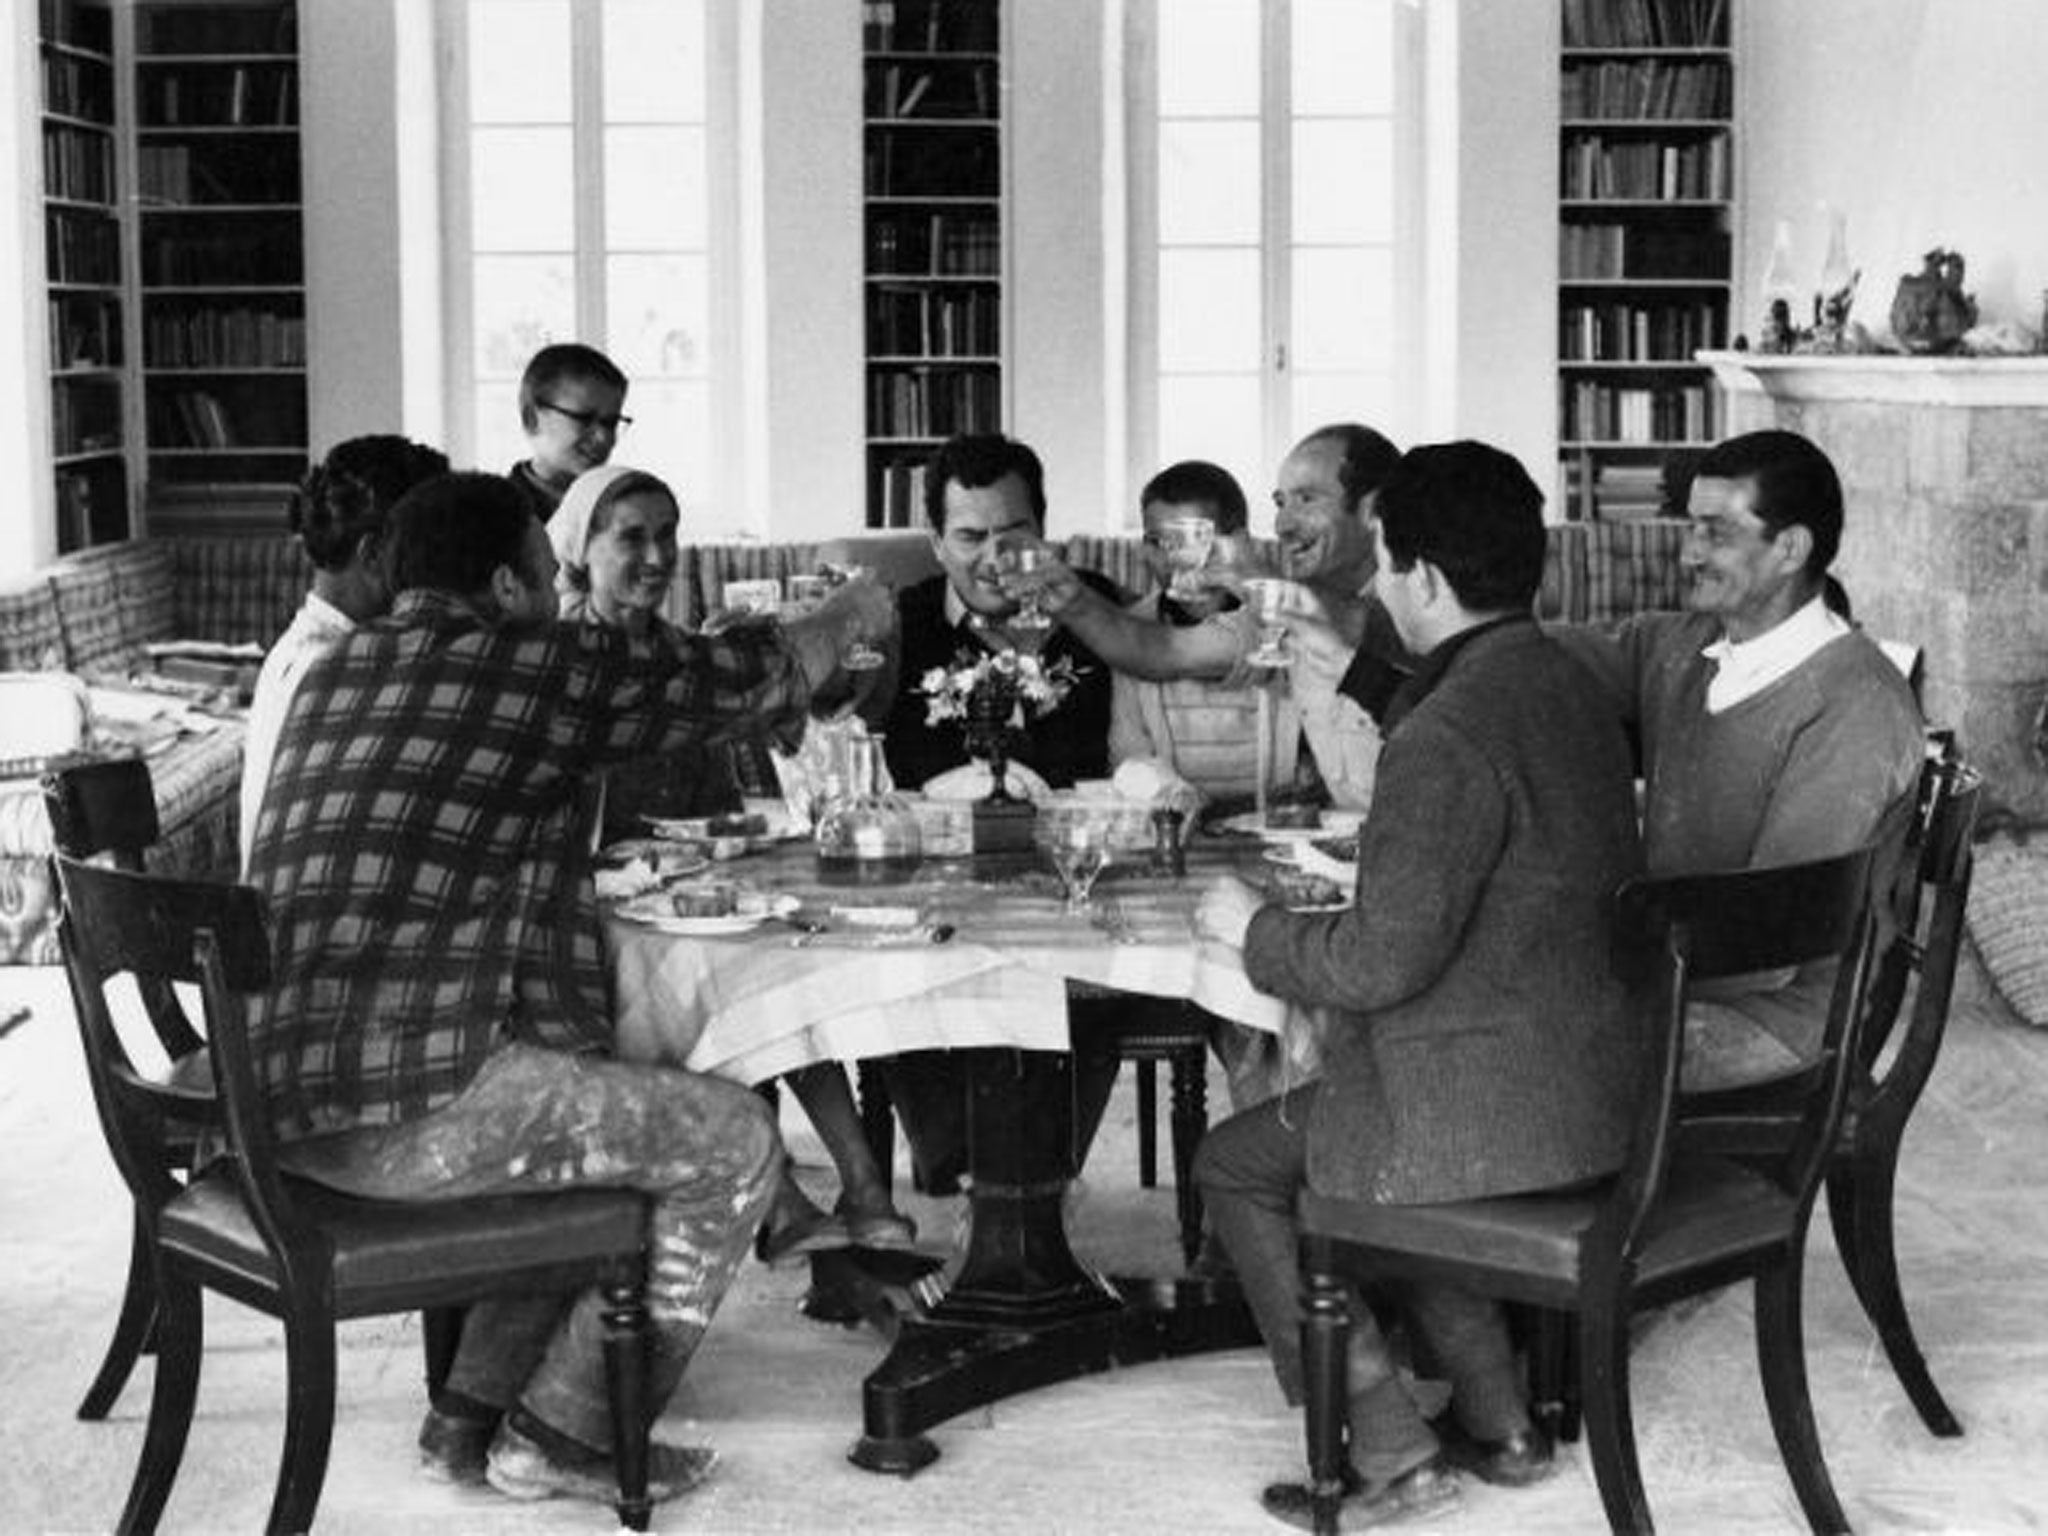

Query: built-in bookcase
[[861, 0, 1003, 529], [39, 0, 130, 552], [1557, 0, 1733, 521], [132, 0, 306, 531]]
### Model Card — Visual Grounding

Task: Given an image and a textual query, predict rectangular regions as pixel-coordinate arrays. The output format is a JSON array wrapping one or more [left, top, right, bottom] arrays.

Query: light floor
[[2, 954, 2044, 1536]]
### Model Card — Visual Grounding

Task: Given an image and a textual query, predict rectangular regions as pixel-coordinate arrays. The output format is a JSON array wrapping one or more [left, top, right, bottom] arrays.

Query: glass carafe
[[813, 732, 922, 884]]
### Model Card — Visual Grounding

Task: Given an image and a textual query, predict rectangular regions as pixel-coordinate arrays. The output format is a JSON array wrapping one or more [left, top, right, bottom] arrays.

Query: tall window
[[1131, 0, 1412, 526], [446, 0, 726, 506]]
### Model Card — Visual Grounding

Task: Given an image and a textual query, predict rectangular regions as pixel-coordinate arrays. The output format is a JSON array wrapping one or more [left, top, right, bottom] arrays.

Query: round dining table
[[603, 829, 1304, 1473]]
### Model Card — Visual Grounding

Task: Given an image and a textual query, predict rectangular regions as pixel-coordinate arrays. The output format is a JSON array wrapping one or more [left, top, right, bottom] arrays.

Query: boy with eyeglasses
[[509, 342, 632, 520]]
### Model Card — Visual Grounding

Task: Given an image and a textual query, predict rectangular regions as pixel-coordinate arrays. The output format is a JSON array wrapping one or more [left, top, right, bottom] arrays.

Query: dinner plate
[[643, 806, 803, 851], [612, 888, 798, 936], [1219, 808, 1366, 844]]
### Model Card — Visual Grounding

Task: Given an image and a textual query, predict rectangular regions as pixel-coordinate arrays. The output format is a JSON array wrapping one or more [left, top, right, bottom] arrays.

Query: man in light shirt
[[239, 436, 449, 872], [1552, 427, 1923, 1088]]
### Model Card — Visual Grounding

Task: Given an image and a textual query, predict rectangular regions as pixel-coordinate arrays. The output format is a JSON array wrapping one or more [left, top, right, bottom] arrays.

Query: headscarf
[[544, 463, 672, 618]]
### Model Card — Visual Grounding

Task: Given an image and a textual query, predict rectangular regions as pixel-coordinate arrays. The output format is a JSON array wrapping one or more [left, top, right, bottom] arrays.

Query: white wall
[[0, 0, 53, 578], [1738, 0, 2048, 343]]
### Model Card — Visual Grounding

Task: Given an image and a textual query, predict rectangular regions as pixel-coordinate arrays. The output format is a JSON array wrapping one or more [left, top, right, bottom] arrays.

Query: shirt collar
[[1700, 594, 1849, 709]]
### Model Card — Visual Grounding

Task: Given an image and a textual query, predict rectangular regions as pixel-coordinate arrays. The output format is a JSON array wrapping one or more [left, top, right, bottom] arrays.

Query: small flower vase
[[963, 673, 1020, 805]]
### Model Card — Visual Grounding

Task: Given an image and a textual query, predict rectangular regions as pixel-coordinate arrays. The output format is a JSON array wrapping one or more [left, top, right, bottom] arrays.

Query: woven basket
[[1966, 833, 2048, 1029]]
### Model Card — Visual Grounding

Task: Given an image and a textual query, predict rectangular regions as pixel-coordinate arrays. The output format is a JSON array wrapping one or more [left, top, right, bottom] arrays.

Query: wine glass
[[1156, 514, 1217, 600], [994, 539, 1054, 650], [818, 561, 887, 672], [1240, 577, 1296, 669], [1037, 802, 1112, 914]]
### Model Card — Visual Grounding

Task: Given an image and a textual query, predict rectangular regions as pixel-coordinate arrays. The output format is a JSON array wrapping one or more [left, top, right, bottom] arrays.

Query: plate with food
[[1218, 807, 1366, 845], [612, 880, 798, 936], [643, 805, 802, 858], [1264, 866, 1352, 913]]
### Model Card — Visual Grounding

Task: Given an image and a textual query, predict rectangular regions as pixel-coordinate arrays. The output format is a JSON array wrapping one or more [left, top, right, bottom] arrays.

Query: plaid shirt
[[245, 589, 809, 1139]]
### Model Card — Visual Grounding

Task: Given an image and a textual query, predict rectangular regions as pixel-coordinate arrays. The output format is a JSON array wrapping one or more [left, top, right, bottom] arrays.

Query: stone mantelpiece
[[1699, 352, 2048, 821]]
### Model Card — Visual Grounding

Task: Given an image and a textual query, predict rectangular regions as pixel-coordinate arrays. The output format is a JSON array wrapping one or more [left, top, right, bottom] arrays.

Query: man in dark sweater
[[878, 432, 1116, 791], [1193, 442, 1644, 1527]]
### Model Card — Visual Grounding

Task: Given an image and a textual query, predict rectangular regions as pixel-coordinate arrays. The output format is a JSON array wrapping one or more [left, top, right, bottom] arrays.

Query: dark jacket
[[880, 571, 1118, 791], [1243, 617, 1644, 1205]]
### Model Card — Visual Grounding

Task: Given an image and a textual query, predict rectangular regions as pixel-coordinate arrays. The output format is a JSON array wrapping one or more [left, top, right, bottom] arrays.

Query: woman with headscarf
[[547, 466, 918, 1261]]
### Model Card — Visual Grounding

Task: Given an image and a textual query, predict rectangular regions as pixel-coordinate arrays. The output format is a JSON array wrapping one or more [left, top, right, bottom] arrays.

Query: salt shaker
[[1151, 807, 1186, 878]]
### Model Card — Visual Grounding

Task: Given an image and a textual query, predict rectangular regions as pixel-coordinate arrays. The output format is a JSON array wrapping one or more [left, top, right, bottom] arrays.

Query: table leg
[[848, 1048, 1256, 1475]]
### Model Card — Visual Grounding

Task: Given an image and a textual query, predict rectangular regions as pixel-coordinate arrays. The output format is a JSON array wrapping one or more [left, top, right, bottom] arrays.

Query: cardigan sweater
[[1242, 618, 1644, 1206]]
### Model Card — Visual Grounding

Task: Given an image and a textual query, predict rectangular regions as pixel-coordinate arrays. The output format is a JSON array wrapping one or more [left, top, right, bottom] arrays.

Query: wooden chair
[[43, 759, 203, 1421], [1293, 846, 1881, 1536], [1675, 750, 1983, 1438], [1104, 1001, 1210, 1270], [54, 854, 659, 1535]]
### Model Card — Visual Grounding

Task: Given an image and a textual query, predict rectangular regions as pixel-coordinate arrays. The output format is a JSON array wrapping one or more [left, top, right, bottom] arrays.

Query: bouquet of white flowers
[[919, 648, 1079, 729]]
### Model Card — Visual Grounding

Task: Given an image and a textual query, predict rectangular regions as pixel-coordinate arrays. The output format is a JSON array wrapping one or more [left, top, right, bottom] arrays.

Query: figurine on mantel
[[1889, 249, 1979, 354]]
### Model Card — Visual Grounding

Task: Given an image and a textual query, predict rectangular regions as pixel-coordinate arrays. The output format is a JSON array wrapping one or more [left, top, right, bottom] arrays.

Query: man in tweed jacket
[[245, 472, 893, 1508], [1193, 442, 1643, 1526]]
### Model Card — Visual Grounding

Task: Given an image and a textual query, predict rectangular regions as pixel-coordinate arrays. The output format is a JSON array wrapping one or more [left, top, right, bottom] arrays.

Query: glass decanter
[[813, 732, 922, 884]]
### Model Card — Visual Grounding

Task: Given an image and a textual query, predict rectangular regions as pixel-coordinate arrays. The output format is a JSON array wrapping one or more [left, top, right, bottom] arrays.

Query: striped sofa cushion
[[0, 576, 65, 671], [48, 552, 133, 676], [172, 535, 310, 647], [109, 539, 178, 650]]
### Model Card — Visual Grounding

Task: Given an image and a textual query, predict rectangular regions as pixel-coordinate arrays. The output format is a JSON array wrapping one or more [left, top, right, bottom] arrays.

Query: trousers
[[281, 1041, 781, 1451], [1193, 1084, 1527, 1481]]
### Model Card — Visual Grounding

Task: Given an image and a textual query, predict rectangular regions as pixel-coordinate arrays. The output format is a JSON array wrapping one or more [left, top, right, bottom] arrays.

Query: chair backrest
[[55, 856, 267, 1228], [43, 759, 206, 1065], [1858, 753, 1982, 1135], [1603, 844, 1882, 1261]]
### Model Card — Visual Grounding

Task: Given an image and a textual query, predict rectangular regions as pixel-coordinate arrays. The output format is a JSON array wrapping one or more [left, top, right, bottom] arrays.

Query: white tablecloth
[[606, 845, 1293, 1082]]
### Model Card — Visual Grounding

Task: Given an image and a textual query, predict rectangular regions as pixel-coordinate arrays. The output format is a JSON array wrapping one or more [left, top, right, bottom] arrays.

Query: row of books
[[1561, 59, 1729, 120], [1558, 459, 1676, 522], [1562, 134, 1729, 201], [145, 306, 306, 369], [1560, 220, 1729, 280], [42, 51, 113, 122], [867, 366, 1001, 439], [1560, 300, 1724, 361], [45, 206, 120, 285], [41, 0, 112, 54], [137, 4, 297, 58], [867, 212, 1000, 276], [43, 123, 115, 203], [51, 376, 122, 457], [862, 0, 998, 55], [140, 65, 297, 128], [156, 388, 238, 448], [1561, 381, 1719, 445], [144, 231, 301, 286], [138, 144, 299, 206], [867, 284, 999, 358], [866, 60, 996, 120], [1562, 0, 1727, 49], [49, 294, 122, 369], [865, 130, 999, 199], [869, 457, 932, 530]]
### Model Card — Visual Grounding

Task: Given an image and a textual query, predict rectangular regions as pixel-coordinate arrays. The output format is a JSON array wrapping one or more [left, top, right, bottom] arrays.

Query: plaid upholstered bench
[[0, 535, 309, 963]]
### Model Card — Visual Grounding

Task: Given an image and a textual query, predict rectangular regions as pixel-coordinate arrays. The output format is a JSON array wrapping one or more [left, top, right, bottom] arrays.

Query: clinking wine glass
[[1038, 804, 1112, 914], [995, 540, 1055, 651], [818, 561, 887, 672], [1157, 514, 1217, 601], [1240, 577, 1296, 669]]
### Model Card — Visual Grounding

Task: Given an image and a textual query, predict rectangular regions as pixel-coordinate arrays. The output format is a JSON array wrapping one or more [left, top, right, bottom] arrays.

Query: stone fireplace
[[1700, 353, 2048, 823]]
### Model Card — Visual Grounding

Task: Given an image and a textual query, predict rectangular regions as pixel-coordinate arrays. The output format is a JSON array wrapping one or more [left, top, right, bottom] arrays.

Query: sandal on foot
[[846, 1211, 920, 1251], [757, 1208, 853, 1267]]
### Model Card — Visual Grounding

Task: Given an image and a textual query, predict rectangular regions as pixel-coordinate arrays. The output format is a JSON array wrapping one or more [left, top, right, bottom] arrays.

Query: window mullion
[[572, 0, 605, 342], [1261, 0, 1291, 481]]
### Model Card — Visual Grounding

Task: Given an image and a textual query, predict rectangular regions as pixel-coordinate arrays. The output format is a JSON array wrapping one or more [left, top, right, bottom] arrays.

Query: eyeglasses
[[537, 400, 633, 433]]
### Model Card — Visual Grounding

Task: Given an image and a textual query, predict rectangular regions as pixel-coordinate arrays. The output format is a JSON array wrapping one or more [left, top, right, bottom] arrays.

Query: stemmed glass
[[994, 539, 1054, 652], [1156, 514, 1217, 600], [1240, 577, 1296, 670], [1037, 802, 1113, 914], [818, 561, 887, 672]]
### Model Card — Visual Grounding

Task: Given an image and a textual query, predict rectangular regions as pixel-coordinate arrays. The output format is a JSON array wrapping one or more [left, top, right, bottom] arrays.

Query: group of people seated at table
[[226, 335, 1924, 1523]]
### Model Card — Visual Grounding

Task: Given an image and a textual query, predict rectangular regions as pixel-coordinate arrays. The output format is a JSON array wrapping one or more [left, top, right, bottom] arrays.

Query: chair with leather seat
[[1292, 845, 1881, 1536], [54, 853, 659, 1535], [44, 758, 206, 1421]]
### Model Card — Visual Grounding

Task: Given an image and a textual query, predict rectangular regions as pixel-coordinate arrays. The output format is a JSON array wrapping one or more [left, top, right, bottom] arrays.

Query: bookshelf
[[861, 0, 1003, 529], [131, 0, 306, 531], [39, 0, 130, 552], [1557, 0, 1732, 521]]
